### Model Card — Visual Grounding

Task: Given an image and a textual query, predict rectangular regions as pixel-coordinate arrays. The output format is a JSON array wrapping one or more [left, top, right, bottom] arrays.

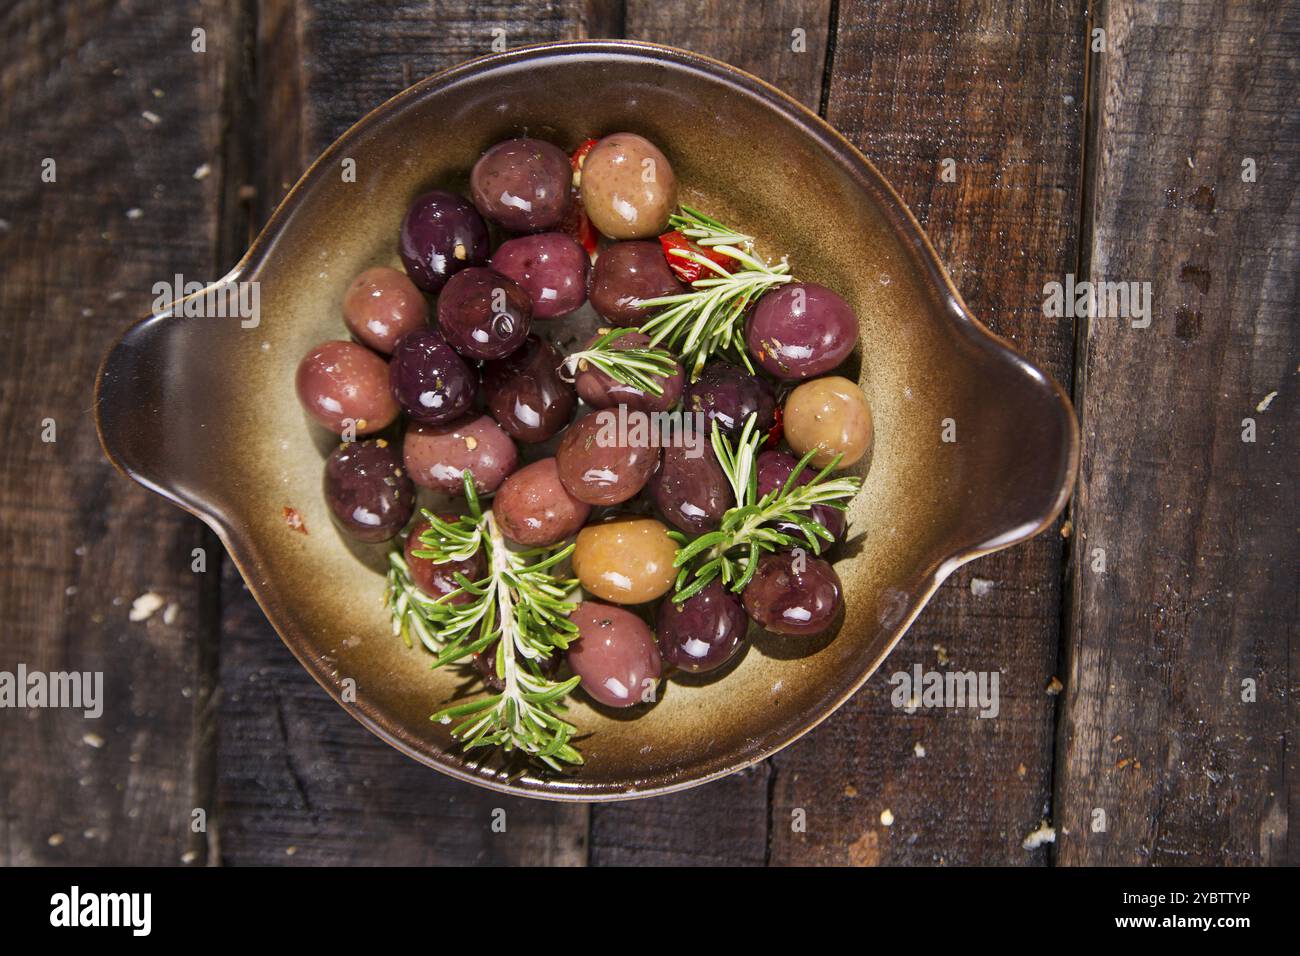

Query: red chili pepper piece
[[559, 195, 599, 257], [570, 138, 600, 188], [658, 230, 736, 284], [764, 403, 784, 449]]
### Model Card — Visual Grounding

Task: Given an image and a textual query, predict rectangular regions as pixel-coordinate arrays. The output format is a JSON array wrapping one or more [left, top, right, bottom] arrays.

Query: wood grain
[[767, 0, 1088, 865], [1055, 0, 1297, 865], [0, 0, 236, 865]]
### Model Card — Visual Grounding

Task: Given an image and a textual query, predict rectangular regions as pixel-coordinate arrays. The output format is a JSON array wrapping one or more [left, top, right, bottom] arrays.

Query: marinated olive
[[403, 413, 518, 496], [572, 516, 679, 604], [573, 330, 685, 413], [341, 265, 429, 354], [481, 336, 576, 443], [399, 190, 490, 293], [388, 328, 477, 425], [755, 449, 846, 545], [742, 551, 843, 636], [296, 340, 400, 435], [746, 283, 859, 381], [588, 240, 685, 326], [580, 133, 677, 239], [404, 517, 486, 606], [437, 267, 532, 361], [555, 412, 660, 505], [493, 458, 591, 547], [323, 439, 415, 542], [648, 434, 733, 534], [783, 376, 873, 469], [567, 601, 662, 708], [657, 579, 748, 674], [684, 361, 776, 438], [470, 138, 572, 232], [490, 232, 589, 319]]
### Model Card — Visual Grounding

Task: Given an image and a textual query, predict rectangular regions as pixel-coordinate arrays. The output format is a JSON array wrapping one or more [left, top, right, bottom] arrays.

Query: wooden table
[[1, 0, 1293, 866]]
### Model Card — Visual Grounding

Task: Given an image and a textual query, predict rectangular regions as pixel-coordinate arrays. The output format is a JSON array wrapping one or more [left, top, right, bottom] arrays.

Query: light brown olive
[[572, 516, 679, 604], [342, 266, 429, 354], [783, 376, 873, 469], [579, 133, 677, 240], [403, 413, 518, 496], [567, 602, 662, 708], [493, 458, 591, 547], [295, 340, 399, 435]]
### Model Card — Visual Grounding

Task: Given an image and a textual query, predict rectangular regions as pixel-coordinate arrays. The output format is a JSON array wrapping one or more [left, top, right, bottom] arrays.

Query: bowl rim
[[96, 39, 1080, 801]]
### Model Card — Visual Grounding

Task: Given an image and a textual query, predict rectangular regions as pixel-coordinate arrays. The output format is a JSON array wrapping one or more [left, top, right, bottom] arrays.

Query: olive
[[555, 411, 660, 506], [657, 579, 749, 674], [684, 361, 777, 438], [470, 138, 573, 232], [436, 267, 532, 361], [341, 265, 429, 354], [404, 517, 486, 606], [580, 133, 677, 239], [493, 458, 591, 547], [296, 340, 400, 435], [746, 283, 859, 380], [398, 190, 490, 293], [567, 602, 662, 708], [481, 336, 576, 443], [403, 413, 518, 496], [742, 551, 843, 636], [572, 516, 679, 604], [490, 232, 589, 319], [322, 439, 415, 542], [574, 330, 684, 414], [783, 376, 873, 469], [588, 240, 685, 326], [648, 433, 733, 534], [755, 449, 846, 545], [388, 328, 477, 425]]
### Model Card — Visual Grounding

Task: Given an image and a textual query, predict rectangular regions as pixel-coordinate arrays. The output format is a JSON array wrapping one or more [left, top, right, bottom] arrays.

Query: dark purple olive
[[573, 330, 684, 413], [398, 190, 490, 294], [403, 414, 518, 496], [684, 361, 776, 438], [567, 602, 662, 708], [490, 233, 589, 319], [755, 450, 847, 545], [746, 283, 858, 381], [588, 240, 685, 326], [388, 328, 477, 425], [470, 138, 572, 232], [437, 267, 532, 361], [481, 336, 576, 443], [474, 638, 561, 692], [555, 411, 660, 506], [322, 440, 415, 542], [742, 551, 843, 636], [296, 341, 400, 435], [404, 517, 487, 605], [657, 579, 749, 674], [648, 434, 733, 534]]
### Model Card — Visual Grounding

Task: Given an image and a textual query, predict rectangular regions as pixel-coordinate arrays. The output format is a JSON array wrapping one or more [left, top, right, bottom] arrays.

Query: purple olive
[[404, 517, 486, 605], [494, 458, 591, 547], [388, 328, 477, 425], [403, 413, 518, 496], [588, 240, 685, 326], [555, 411, 660, 506], [684, 361, 776, 438], [322, 440, 415, 542], [746, 283, 858, 381], [398, 190, 490, 294], [657, 579, 749, 674], [573, 330, 684, 413], [470, 138, 572, 232], [490, 232, 589, 319], [437, 267, 532, 361], [755, 450, 847, 546], [567, 602, 662, 708], [481, 336, 576, 443], [742, 551, 843, 636], [296, 341, 400, 435], [648, 434, 733, 534]]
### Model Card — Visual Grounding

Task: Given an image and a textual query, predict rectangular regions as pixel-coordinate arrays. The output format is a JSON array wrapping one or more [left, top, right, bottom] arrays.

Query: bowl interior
[[98, 44, 1075, 798]]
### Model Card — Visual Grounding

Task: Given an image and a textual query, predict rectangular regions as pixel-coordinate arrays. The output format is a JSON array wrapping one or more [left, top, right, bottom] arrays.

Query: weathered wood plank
[[585, 0, 833, 867], [768, 0, 1088, 865], [1055, 0, 1297, 866], [0, 0, 237, 865], [214, 0, 616, 866]]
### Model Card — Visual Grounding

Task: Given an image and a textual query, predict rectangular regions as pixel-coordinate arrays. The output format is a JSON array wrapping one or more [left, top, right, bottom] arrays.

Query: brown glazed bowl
[[95, 41, 1078, 800]]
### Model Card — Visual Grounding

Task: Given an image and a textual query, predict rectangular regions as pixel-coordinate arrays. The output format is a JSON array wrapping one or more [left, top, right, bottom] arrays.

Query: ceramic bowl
[[95, 41, 1078, 800]]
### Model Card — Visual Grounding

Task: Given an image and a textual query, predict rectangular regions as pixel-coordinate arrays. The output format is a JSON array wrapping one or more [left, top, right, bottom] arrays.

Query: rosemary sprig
[[560, 325, 679, 396], [669, 415, 861, 602], [383, 473, 585, 769], [668, 204, 755, 252]]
